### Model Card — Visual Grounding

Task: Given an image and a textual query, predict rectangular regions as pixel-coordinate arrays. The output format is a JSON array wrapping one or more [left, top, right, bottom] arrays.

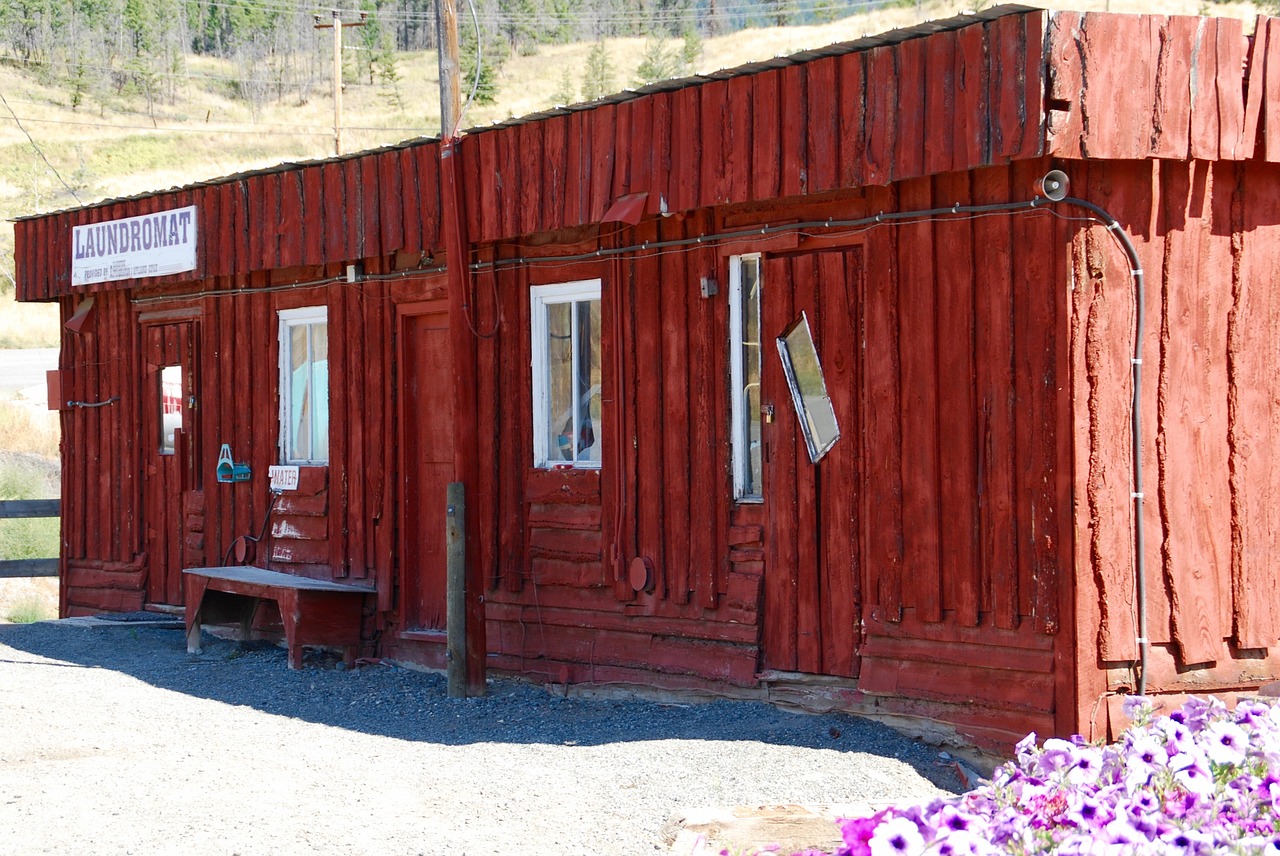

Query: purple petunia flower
[[867, 817, 924, 856], [836, 812, 884, 856], [815, 695, 1280, 856], [1204, 721, 1249, 767], [1122, 694, 1151, 721]]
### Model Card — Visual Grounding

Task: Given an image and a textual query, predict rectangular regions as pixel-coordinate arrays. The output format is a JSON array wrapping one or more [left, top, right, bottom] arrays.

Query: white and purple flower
[[810, 695, 1280, 856]]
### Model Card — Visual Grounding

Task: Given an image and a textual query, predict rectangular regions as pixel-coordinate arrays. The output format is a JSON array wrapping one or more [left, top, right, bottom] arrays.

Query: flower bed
[[797, 696, 1280, 855]]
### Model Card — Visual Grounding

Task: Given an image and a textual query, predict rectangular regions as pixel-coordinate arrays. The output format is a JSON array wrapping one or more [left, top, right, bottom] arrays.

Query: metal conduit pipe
[[466, 183, 1149, 693], [116, 174, 1148, 691], [1058, 195, 1148, 697]]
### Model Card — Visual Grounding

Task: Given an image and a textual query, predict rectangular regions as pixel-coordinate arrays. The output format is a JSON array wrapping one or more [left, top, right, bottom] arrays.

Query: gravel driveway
[[0, 620, 961, 855]]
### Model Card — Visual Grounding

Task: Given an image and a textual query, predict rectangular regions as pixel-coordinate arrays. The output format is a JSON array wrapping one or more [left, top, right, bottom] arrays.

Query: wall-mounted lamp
[[1037, 169, 1070, 202]]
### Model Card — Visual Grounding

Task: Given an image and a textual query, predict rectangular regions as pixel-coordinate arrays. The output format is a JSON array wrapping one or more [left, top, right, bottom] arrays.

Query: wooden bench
[[183, 566, 375, 669]]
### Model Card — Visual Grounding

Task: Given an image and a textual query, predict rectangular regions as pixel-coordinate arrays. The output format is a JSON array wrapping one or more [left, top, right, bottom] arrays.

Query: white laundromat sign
[[71, 205, 197, 286]]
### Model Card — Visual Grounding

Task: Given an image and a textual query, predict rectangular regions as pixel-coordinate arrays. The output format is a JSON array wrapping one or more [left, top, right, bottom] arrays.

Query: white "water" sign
[[72, 205, 198, 286]]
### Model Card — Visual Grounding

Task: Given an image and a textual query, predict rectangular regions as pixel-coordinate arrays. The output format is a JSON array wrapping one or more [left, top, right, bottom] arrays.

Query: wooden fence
[[0, 499, 60, 577]]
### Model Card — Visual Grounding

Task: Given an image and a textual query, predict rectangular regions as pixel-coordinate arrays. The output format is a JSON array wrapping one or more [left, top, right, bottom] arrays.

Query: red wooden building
[[15, 6, 1280, 751]]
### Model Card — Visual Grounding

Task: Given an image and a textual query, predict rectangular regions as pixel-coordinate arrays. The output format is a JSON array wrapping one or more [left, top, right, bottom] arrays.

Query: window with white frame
[[730, 254, 763, 500], [531, 280, 602, 468], [279, 306, 329, 465]]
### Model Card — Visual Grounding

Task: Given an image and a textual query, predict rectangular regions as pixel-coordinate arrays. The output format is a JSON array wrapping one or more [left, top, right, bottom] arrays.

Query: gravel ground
[[0, 620, 962, 855]]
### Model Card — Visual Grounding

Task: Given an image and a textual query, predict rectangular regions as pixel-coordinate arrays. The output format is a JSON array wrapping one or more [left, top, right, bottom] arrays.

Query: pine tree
[[580, 39, 614, 101], [633, 36, 678, 86], [460, 29, 500, 106], [770, 0, 796, 27], [551, 66, 577, 105], [680, 26, 701, 70]]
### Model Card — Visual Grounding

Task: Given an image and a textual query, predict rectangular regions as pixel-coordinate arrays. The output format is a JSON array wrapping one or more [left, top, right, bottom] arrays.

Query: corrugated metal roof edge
[[13, 3, 1041, 223]]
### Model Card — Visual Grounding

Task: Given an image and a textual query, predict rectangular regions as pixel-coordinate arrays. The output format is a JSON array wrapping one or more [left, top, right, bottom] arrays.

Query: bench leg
[[185, 579, 210, 655], [186, 611, 203, 654], [238, 597, 261, 644]]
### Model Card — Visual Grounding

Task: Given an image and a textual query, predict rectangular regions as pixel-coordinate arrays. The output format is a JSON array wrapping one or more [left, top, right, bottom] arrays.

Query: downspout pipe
[[1059, 196, 1148, 697]]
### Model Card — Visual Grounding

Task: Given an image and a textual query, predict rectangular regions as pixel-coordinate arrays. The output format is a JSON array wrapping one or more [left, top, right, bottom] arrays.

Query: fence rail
[[0, 499, 60, 578]]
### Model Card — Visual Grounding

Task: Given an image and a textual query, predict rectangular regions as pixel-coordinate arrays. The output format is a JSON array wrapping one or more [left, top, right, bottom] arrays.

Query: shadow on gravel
[[0, 621, 966, 792]]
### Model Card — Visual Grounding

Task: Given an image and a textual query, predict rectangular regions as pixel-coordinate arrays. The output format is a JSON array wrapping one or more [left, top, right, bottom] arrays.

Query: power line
[[0, 89, 82, 204], [2, 54, 397, 89], [193, 0, 889, 27], [0, 95, 360, 130], [0, 113, 434, 136], [0, 113, 327, 136]]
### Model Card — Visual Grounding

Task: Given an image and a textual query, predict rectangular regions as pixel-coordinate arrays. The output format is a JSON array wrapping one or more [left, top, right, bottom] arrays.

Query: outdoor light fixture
[[1037, 169, 1070, 201]]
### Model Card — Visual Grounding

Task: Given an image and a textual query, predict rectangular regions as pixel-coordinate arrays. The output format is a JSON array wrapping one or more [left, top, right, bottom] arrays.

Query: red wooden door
[[397, 301, 454, 630], [142, 319, 199, 606], [761, 250, 862, 678]]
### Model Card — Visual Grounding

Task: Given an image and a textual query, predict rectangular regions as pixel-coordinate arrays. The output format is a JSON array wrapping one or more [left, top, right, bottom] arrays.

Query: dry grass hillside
[[0, 0, 1266, 348]]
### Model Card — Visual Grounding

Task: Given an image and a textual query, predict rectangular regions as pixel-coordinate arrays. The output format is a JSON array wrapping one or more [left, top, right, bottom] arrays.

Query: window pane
[[159, 365, 182, 455], [290, 324, 312, 460], [547, 302, 574, 461], [310, 323, 329, 462], [576, 298, 602, 463], [778, 312, 840, 463], [742, 259, 762, 495], [532, 282, 603, 469], [280, 309, 329, 465]]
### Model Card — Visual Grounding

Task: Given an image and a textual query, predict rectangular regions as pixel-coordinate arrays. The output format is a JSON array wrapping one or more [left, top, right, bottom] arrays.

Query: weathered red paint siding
[[16, 146, 444, 302], [1045, 13, 1253, 163], [463, 10, 1046, 245], [15, 10, 1048, 302], [442, 163, 1073, 747], [58, 289, 145, 615], [1068, 157, 1280, 736], [17, 8, 1280, 750]]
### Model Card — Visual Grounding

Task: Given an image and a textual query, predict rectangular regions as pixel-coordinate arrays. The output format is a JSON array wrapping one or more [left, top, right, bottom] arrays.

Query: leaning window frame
[[278, 305, 329, 466], [729, 253, 763, 501], [530, 279, 603, 470]]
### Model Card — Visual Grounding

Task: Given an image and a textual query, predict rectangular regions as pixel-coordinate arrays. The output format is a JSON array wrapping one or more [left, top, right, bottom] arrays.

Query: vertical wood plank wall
[[1069, 158, 1280, 727], [462, 10, 1046, 248], [44, 143, 445, 615], [58, 288, 146, 613], [460, 165, 1071, 747], [19, 9, 1280, 747]]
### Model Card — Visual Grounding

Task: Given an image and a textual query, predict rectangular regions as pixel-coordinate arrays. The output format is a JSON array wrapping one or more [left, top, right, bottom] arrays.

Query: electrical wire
[[191, 0, 895, 27], [98, 184, 1147, 696], [1061, 194, 1148, 697], [0, 113, 433, 136], [467, 201, 1064, 274], [1, 55, 342, 89], [128, 263, 447, 307], [221, 489, 283, 566], [0, 89, 82, 204], [0, 113, 330, 136], [455, 0, 483, 137]]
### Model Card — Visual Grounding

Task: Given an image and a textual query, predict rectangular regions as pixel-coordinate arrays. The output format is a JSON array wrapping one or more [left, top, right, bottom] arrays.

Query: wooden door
[[397, 301, 454, 630], [142, 319, 199, 606], [761, 249, 862, 678]]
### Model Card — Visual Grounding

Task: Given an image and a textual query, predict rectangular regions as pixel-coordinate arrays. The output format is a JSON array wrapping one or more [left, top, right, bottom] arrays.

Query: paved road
[[0, 347, 57, 399]]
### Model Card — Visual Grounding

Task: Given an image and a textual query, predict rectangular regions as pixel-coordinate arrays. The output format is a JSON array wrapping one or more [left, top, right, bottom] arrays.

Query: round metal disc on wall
[[629, 556, 654, 593]]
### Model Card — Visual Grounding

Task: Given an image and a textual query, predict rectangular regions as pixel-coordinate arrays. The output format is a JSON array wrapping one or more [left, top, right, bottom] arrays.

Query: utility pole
[[436, 0, 484, 697], [436, 0, 462, 137], [313, 10, 366, 156]]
